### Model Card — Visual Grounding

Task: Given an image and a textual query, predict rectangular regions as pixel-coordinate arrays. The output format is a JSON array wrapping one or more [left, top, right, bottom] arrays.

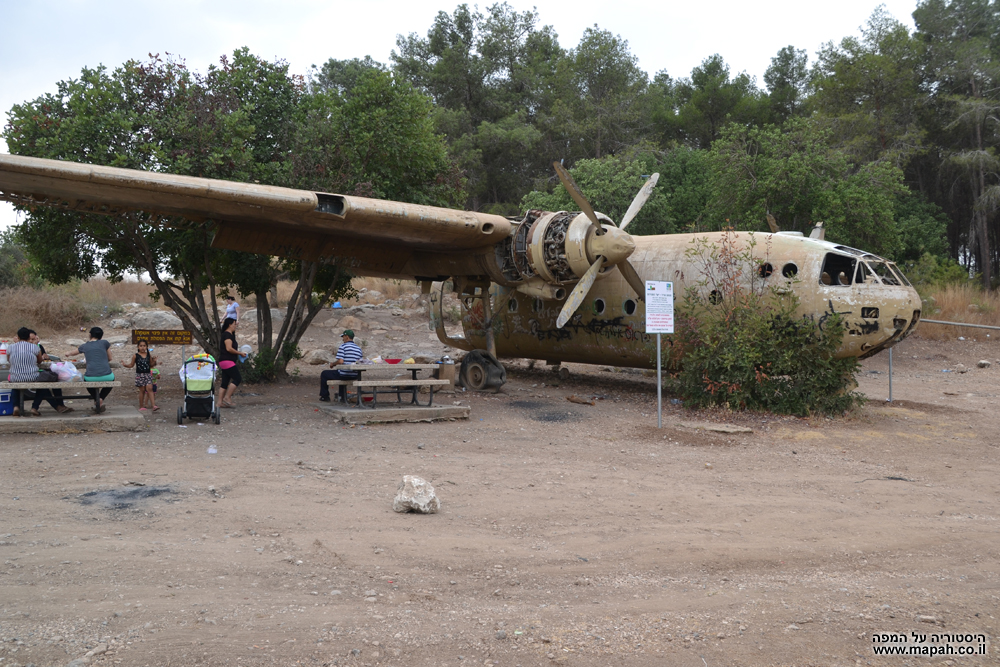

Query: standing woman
[[217, 317, 248, 408], [224, 295, 240, 322]]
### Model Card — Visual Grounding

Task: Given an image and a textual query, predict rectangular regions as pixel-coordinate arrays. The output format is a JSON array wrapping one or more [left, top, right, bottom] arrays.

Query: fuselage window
[[759, 262, 774, 279], [508, 297, 518, 313], [623, 299, 637, 315], [594, 298, 606, 315], [782, 262, 798, 278], [708, 290, 722, 305], [533, 298, 543, 313], [820, 253, 856, 286]]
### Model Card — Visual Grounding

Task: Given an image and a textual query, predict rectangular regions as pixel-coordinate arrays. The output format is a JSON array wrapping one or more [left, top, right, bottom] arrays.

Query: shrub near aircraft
[[0, 154, 921, 390]]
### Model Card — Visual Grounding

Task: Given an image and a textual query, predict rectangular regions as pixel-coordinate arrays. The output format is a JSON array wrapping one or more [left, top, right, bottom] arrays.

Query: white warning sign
[[644, 281, 674, 334]]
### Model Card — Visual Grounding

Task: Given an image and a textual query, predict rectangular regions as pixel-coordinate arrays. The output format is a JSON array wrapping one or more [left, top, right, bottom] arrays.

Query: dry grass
[[345, 277, 421, 304], [77, 277, 157, 306], [0, 278, 156, 338], [919, 283, 1000, 340]]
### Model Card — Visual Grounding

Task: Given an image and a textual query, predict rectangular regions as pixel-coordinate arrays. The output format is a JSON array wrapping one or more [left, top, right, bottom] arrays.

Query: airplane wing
[[0, 154, 511, 268]]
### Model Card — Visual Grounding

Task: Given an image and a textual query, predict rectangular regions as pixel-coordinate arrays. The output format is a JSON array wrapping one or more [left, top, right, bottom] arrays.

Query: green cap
[[341, 330, 355, 338]]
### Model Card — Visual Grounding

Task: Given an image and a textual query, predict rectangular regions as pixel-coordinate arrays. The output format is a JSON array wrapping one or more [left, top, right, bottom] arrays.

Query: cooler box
[[0, 392, 13, 416]]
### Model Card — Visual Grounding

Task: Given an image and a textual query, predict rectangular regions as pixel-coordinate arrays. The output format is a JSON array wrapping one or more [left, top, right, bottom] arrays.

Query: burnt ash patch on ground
[[77, 486, 177, 510]]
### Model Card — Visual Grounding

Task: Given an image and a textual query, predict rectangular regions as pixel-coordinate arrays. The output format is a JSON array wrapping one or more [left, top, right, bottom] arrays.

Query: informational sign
[[644, 281, 674, 334], [131, 329, 193, 345]]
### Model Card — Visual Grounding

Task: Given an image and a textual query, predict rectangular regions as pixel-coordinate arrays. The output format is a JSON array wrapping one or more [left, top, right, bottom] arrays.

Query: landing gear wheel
[[177, 407, 184, 425], [459, 350, 507, 392], [213, 410, 221, 425]]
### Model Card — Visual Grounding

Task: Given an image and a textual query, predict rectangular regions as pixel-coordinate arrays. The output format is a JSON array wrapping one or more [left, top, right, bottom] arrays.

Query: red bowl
[[363, 396, 374, 402], [385, 358, 402, 364]]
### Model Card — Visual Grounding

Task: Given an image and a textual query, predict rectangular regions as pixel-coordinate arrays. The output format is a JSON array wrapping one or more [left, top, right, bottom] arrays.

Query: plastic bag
[[50, 361, 83, 382]]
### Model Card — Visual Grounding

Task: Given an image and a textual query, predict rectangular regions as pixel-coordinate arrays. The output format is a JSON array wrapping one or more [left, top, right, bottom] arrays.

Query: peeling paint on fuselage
[[458, 232, 922, 369]]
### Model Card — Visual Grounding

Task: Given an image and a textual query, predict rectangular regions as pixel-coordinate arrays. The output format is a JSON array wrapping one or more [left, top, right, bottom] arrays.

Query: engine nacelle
[[493, 210, 635, 298]]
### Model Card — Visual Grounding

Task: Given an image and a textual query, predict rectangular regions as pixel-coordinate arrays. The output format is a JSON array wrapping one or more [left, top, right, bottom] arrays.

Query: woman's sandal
[[56, 405, 74, 414], [12, 406, 19, 417], [151, 406, 160, 412], [29, 409, 41, 417]]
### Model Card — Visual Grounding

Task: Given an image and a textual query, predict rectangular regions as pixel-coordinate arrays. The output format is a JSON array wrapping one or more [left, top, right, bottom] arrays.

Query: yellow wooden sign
[[131, 329, 193, 345]]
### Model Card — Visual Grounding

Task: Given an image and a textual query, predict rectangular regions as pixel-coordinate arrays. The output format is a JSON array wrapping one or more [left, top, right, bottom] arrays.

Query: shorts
[[220, 364, 242, 389], [135, 373, 153, 388]]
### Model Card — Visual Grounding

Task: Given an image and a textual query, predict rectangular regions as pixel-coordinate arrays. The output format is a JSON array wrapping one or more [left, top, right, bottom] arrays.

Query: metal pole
[[888, 346, 893, 403], [657, 333, 662, 428]]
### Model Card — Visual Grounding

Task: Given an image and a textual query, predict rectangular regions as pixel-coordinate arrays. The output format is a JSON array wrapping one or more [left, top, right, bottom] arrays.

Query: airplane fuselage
[[451, 232, 921, 369]]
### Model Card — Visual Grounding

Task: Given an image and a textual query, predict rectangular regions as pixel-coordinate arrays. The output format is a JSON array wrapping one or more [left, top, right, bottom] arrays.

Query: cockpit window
[[889, 262, 912, 287], [872, 262, 901, 285], [856, 261, 876, 284], [820, 253, 856, 286]]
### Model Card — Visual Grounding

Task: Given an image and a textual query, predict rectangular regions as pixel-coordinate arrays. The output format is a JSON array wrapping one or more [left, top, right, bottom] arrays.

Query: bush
[[903, 253, 970, 295], [242, 342, 304, 384], [669, 230, 862, 416]]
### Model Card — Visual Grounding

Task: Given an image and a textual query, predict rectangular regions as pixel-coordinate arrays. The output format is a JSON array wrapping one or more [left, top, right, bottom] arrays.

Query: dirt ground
[[1, 317, 999, 666]]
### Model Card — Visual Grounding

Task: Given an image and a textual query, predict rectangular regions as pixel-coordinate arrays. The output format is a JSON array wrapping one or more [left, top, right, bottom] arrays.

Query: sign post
[[644, 281, 674, 428]]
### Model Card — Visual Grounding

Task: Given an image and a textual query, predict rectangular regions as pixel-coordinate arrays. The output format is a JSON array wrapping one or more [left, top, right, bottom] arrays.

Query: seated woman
[[74, 327, 115, 413], [7, 327, 71, 417]]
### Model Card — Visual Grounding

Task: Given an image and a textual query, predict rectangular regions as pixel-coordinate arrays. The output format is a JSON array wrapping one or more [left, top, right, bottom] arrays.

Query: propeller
[[552, 162, 659, 328]]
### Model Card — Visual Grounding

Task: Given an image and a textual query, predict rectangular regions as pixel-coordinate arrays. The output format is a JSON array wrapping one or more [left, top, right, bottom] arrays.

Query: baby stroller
[[177, 353, 220, 425]]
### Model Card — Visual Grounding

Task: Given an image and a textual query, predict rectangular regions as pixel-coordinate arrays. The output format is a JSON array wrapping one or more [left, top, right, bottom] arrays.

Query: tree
[[520, 149, 675, 235], [672, 55, 764, 148], [0, 229, 33, 288], [811, 7, 925, 166], [561, 27, 648, 159], [914, 0, 1000, 287], [4, 51, 461, 375], [763, 46, 810, 123], [392, 3, 562, 211], [309, 56, 385, 96], [707, 118, 907, 258]]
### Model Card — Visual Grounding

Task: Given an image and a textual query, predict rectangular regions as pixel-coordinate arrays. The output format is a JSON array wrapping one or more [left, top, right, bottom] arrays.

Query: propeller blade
[[619, 173, 660, 231], [556, 257, 604, 328], [618, 260, 646, 301], [766, 213, 779, 234], [553, 161, 600, 227]]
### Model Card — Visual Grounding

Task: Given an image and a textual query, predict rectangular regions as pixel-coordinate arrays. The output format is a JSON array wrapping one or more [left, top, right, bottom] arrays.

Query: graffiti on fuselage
[[815, 299, 854, 332]]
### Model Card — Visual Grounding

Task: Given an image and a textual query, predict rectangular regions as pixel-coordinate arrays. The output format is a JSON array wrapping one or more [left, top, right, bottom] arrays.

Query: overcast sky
[[0, 0, 921, 230]]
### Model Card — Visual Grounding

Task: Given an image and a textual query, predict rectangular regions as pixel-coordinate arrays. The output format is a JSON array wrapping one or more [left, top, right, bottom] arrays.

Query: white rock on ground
[[303, 349, 336, 365], [393, 475, 440, 514], [132, 311, 183, 330], [978, 360, 991, 368], [109, 318, 131, 329], [242, 308, 284, 324]]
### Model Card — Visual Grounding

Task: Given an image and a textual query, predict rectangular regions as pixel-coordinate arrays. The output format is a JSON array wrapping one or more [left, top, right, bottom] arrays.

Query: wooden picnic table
[[336, 363, 448, 408], [0, 381, 122, 414]]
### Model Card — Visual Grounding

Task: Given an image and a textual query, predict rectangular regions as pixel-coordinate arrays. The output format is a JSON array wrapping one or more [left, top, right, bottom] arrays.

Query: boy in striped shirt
[[319, 330, 363, 403]]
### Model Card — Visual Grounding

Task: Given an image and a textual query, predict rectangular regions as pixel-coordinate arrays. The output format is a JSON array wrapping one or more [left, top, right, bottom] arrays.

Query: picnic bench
[[327, 363, 451, 408], [0, 381, 122, 414]]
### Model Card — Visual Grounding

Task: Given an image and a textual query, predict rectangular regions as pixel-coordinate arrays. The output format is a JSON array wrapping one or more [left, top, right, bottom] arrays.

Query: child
[[123, 340, 158, 411]]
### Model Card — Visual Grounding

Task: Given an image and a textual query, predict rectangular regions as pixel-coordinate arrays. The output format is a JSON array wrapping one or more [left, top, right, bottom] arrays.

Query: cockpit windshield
[[872, 262, 901, 286]]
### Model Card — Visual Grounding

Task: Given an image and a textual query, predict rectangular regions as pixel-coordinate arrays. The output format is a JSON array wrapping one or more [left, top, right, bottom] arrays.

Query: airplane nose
[[588, 225, 635, 266]]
